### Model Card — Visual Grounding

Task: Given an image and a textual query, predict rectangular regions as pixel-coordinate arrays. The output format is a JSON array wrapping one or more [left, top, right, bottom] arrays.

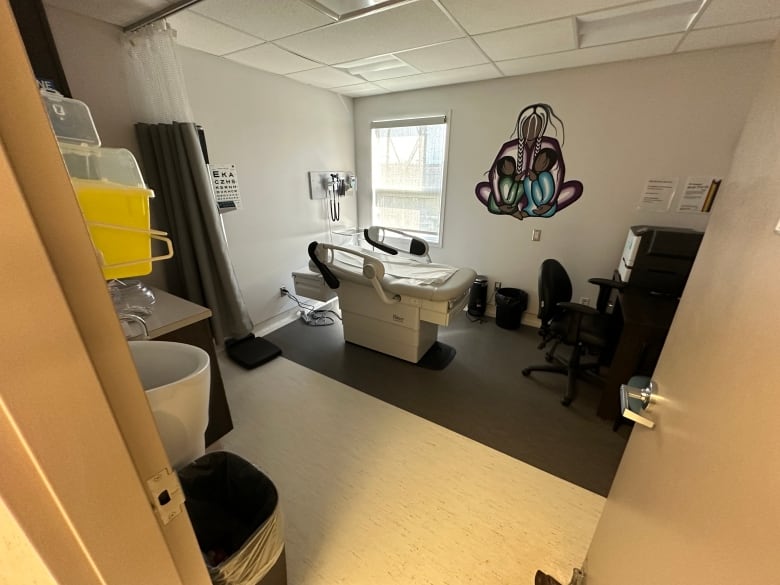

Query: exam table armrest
[[308, 241, 340, 289], [308, 242, 400, 305], [363, 226, 430, 261]]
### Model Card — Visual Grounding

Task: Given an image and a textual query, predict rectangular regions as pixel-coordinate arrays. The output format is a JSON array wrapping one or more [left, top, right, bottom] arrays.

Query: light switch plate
[[775, 217, 780, 235]]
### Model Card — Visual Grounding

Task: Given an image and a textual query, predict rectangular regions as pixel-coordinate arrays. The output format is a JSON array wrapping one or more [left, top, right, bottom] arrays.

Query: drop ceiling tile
[[333, 82, 387, 96], [474, 18, 577, 61], [374, 63, 499, 92], [439, 0, 634, 35], [497, 34, 681, 77], [695, 0, 780, 28], [396, 38, 489, 72], [166, 10, 261, 56], [578, 0, 701, 48], [680, 19, 780, 52], [287, 66, 364, 88], [275, 0, 464, 64], [190, 0, 333, 41], [225, 43, 322, 74]]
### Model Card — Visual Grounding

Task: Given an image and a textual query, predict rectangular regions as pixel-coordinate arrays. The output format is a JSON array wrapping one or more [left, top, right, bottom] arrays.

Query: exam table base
[[337, 281, 444, 363]]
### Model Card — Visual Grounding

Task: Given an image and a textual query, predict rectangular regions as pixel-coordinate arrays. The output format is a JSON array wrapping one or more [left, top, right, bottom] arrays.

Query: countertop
[[123, 288, 211, 339]]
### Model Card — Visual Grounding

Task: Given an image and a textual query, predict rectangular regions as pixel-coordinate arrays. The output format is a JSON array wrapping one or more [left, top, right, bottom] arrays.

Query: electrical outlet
[[494, 281, 502, 291], [579, 296, 590, 306], [280, 286, 289, 297]]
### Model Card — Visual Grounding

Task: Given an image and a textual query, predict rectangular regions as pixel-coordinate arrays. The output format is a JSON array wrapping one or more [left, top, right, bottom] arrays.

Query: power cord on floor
[[283, 290, 342, 327]]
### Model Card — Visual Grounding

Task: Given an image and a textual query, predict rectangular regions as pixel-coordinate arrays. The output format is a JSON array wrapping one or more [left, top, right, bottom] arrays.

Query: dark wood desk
[[598, 290, 678, 420]]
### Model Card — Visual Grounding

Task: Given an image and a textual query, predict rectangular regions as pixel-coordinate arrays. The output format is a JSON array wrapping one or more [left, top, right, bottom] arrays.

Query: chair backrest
[[538, 259, 572, 324]]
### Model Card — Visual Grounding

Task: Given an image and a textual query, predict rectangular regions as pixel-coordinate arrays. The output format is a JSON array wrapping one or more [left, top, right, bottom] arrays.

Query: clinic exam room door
[[583, 40, 780, 584]]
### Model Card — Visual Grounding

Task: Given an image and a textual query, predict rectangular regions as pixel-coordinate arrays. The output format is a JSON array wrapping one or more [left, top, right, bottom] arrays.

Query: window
[[370, 115, 448, 245]]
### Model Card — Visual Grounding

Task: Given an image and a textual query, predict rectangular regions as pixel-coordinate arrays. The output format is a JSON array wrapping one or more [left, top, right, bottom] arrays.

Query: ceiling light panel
[[190, 0, 333, 41], [166, 10, 261, 56], [287, 66, 365, 87], [497, 34, 681, 77], [334, 54, 420, 79], [474, 18, 577, 61], [225, 43, 322, 74], [695, 0, 780, 29], [336, 54, 407, 74], [397, 38, 489, 72], [332, 82, 387, 96], [577, 0, 702, 48], [359, 63, 420, 80], [438, 0, 637, 35], [275, 0, 464, 64], [680, 18, 780, 52], [375, 63, 498, 92]]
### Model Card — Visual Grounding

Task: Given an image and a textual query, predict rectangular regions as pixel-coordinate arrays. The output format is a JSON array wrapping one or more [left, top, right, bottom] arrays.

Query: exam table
[[305, 238, 476, 363]]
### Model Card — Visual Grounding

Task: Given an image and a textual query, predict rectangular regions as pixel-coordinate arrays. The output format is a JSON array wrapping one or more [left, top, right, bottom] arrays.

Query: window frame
[[369, 113, 450, 246]]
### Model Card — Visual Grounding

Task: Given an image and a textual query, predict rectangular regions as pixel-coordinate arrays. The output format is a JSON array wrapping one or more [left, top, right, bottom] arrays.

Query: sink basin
[[129, 341, 210, 469]]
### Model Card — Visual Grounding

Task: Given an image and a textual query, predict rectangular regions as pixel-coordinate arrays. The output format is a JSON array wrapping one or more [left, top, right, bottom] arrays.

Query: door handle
[[620, 379, 658, 429]]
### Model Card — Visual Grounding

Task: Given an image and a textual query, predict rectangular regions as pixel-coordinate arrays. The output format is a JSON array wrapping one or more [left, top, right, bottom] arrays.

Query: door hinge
[[146, 467, 185, 525]]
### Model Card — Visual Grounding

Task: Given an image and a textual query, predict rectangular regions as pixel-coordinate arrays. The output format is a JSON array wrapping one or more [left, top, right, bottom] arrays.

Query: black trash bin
[[178, 451, 287, 585], [495, 287, 528, 329]]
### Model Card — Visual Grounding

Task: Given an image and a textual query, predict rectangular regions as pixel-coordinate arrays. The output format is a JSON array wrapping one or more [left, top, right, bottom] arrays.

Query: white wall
[[354, 44, 771, 314], [43, 5, 356, 328], [177, 47, 356, 328]]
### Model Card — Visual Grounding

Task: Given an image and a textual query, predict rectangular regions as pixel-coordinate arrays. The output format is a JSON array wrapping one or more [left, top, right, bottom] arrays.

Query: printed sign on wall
[[475, 104, 583, 220], [208, 163, 242, 212]]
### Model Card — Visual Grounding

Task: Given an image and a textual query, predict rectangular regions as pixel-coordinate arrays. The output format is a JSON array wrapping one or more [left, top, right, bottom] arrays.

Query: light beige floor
[[212, 356, 604, 585]]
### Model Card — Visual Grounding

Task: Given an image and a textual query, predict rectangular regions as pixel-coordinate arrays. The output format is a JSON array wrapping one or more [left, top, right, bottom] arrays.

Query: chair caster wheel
[[521, 369, 530, 376], [561, 397, 572, 407]]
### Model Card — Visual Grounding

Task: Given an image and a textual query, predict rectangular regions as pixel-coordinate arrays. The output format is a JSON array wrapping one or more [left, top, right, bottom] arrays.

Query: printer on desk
[[618, 225, 704, 297]]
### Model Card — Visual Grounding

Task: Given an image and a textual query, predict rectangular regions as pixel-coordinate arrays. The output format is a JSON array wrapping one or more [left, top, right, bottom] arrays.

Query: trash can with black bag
[[495, 287, 528, 329], [178, 451, 286, 585]]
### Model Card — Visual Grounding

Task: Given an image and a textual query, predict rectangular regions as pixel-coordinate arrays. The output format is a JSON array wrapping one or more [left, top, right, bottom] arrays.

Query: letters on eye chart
[[475, 103, 583, 221]]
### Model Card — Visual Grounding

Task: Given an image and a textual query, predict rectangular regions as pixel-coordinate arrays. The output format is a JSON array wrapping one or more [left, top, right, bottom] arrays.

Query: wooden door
[[584, 39, 780, 584], [0, 3, 210, 583]]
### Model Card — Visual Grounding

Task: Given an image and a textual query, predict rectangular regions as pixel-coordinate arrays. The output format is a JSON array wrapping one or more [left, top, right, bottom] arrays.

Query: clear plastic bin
[[40, 90, 100, 146], [59, 143, 145, 188]]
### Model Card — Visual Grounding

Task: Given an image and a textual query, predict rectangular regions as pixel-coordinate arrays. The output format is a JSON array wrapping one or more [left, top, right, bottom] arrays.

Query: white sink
[[129, 341, 210, 469]]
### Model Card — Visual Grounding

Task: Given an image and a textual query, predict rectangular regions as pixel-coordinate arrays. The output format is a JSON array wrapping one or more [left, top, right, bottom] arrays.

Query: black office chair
[[521, 259, 624, 406]]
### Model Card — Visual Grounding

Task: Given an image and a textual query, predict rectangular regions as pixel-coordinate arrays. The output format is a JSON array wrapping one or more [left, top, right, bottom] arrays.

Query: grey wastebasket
[[178, 451, 286, 585], [495, 288, 528, 329]]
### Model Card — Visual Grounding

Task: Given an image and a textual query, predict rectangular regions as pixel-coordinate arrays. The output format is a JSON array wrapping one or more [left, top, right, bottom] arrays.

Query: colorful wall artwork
[[475, 104, 583, 220]]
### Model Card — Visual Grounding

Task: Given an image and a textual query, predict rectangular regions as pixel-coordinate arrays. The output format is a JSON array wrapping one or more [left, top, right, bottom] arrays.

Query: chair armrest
[[588, 278, 626, 290], [558, 301, 599, 315], [588, 278, 626, 314]]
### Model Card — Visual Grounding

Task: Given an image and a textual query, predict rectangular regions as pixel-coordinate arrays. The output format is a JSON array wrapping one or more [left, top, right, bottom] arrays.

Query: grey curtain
[[135, 122, 253, 342]]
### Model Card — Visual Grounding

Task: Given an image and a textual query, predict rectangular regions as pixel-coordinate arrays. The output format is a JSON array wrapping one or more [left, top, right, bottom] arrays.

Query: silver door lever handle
[[620, 380, 658, 429]]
